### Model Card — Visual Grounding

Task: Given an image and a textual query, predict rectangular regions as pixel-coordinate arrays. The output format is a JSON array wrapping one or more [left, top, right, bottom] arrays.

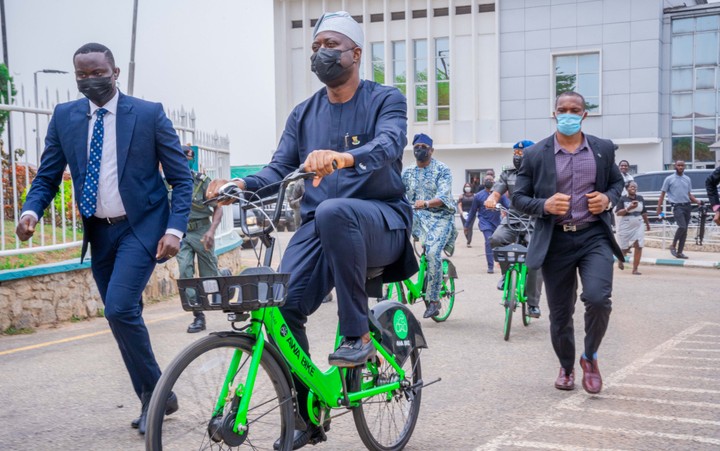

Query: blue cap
[[413, 133, 433, 147], [513, 140, 535, 150], [513, 139, 535, 149]]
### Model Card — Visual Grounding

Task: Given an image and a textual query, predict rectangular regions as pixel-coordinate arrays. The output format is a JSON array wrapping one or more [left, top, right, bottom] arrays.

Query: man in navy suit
[[513, 91, 624, 395], [16, 43, 192, 434]]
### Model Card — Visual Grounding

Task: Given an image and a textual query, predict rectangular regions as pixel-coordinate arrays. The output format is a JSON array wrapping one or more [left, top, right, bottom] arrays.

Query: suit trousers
[[279, 198, 407, 352], [672, 204, 692, 253], [88, 219, 162, 399], [177, 221, 219, 319], [541, 222, 614, 372]]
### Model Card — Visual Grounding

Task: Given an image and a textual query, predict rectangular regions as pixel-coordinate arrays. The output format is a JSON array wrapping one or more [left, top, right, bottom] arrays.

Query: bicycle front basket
[[493, 243, 528, 264], [177, 266, 289, 312]]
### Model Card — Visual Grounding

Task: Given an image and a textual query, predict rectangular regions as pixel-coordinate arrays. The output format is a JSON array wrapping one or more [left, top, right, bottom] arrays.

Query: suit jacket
[[512, 133, 624, 270], [22, 92, 193, 261]]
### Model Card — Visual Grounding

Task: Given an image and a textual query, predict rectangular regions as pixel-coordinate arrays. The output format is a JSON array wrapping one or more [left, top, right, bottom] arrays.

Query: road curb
[[616, 256, 720, 269]]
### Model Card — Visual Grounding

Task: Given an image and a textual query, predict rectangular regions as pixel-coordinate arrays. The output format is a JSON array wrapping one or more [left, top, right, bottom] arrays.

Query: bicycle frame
[[390, 254, 453, 304], [217, 306, 407, 433]]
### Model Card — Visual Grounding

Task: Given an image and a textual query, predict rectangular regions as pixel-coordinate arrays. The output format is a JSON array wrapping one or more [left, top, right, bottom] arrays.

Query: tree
[[0, 63, 16, 136], [555, 70, 599, 112]]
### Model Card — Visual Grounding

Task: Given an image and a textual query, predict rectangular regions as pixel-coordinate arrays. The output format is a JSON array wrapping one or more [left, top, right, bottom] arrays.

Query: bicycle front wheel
[[349, 349, 422, 451], [503, 270, 517, 341], [522, 301, 531, 326], [432, 260, 455, 323], [146, 334, 294, 451], [383, 282, 406, 303]]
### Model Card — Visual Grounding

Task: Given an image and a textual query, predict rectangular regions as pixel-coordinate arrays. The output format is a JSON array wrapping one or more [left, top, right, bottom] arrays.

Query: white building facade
[[272, 0, 720, 194]]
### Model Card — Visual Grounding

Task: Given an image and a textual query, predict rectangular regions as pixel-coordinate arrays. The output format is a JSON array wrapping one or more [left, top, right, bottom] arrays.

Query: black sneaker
[[527, 306, 541, 318], [423, 301, 441, 318], [187, 315, 206, 333], [328, 337, 376, 367], [669, 246, 677, 257], [273, 423, 330, 450]]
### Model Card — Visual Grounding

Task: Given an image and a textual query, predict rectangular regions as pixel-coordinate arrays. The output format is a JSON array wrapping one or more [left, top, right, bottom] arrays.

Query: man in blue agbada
[[207, 11, 418, 449], [402, 133, 457, 318]]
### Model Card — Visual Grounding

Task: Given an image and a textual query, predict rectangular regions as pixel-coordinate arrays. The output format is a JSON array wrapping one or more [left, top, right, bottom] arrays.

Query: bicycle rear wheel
[[349, 349, 422, 451], [432, 260, 455, 323], [145, 334, 294, 451], [503, 270, 517, 341]]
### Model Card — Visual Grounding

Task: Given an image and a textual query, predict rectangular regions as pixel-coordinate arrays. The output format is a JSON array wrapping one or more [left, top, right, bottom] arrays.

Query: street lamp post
[[33, 69, 67, 162]]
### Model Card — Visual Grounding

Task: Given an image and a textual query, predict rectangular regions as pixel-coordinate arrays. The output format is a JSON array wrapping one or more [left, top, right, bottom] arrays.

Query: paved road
[[1, 232, 718, 450]]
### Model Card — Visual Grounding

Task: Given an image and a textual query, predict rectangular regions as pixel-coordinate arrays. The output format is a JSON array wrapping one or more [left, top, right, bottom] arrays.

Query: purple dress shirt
[[554, 135, 597, 225]]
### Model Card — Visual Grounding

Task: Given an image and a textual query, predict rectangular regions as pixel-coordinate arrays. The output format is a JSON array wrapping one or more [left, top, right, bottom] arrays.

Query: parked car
[[633, 169, 716, 222]]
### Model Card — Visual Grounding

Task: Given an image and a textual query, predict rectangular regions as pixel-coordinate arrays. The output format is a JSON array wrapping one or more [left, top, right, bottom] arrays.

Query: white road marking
[[559, 403, 720, 426], [613, 383, 720, 394], [661, 355, 720, 361], [476, 322, 720, 451], [670, 347, 720, 352], [499, 441, 629, 451], [546, 421, 720, 446], [633, 372, 720, 383], [594, 393, 720, 409], [648, 363, 719, 371]]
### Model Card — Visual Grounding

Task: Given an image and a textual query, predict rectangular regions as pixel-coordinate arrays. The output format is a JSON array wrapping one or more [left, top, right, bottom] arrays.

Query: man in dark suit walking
[[16, 43, 192, 433], [512, 91, 624, 395]]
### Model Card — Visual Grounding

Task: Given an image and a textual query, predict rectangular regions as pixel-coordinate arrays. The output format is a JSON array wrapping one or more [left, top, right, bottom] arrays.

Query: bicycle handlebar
[[494, 203, 535, 235], [206, 166, 316, 238]]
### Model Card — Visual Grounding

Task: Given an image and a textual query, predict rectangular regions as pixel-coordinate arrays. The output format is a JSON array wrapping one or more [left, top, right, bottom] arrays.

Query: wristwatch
[[424, 200, 429, 209], [605, 200, 613, 211]]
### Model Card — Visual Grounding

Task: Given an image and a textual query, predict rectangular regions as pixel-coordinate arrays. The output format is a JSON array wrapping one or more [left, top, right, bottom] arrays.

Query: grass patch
[[96, 307, 105, 318], [70, 314, 85, 323], [3, 326, 35, 335], [0, 220, 83, 269]]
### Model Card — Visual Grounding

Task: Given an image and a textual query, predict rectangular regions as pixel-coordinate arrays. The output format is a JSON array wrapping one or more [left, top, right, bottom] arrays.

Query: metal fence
[[0, 82, 232, 261]]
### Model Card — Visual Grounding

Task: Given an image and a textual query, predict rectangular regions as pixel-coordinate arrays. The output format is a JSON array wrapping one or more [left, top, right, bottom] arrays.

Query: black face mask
[[513, 154, 523, 170], [484, 181, 494, 190], [77, 76, 115, 106], [413, 147, 430, 162], [310, 48, 352, 84]]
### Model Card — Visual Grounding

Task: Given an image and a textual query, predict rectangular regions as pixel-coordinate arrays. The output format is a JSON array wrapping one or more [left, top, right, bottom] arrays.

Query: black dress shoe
[[273, 423, 329, 450], [669, 247, 677, 257], [497, 276, 505, 291], [328, 337, 376, 367], [527, 306, 541, 318], [676, 253, 689, 259], [423, 301, 441, 318], [187, 315, 206, 333], [133, 391, 179, 433]]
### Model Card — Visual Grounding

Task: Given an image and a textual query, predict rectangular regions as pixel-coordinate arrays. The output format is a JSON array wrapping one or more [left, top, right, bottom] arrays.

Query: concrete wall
[[0, 247, 244, 331]]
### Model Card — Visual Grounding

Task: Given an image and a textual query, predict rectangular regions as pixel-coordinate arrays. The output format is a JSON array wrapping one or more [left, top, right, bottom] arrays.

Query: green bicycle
[[146, 168, 433, 451], [493, 205, 534, 341], [383, 240, 458, 322]]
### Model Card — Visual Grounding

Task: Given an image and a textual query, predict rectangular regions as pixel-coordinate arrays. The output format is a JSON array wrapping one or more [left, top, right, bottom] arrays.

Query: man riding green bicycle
[[485, 140, 543, 319], [402, 133, 457, 318], [207, 11, 417, 449]]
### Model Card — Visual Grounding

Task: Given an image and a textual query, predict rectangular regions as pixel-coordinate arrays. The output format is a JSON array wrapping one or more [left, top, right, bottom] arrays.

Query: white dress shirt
[[88, 90, 125, 218]]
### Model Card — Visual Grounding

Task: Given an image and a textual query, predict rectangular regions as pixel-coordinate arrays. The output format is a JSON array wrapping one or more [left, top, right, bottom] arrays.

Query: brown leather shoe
[[554, 367, 575, 390], [580, 356, 602, 394]]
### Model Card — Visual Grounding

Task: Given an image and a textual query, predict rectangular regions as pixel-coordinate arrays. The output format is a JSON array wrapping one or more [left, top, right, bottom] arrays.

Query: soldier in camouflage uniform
[[178, 146, 223, 333]]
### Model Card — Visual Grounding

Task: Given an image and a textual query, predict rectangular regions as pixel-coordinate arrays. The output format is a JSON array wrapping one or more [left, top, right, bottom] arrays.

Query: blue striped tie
[[80, 108, 107, 218]]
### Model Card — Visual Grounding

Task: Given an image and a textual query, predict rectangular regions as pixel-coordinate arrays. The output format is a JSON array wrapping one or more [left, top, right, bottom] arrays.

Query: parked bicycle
[[146, 167, 435, 451], [493, 205, 534, 341], [382, 239, 458, 322]]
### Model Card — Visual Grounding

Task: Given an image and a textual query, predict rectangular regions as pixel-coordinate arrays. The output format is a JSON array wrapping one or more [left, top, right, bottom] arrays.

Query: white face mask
[[464, 187, 471, 193]]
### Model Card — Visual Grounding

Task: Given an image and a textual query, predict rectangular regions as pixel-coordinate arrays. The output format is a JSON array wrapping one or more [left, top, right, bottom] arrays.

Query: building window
[[371, 42, 385, 84], [392, 41, 407, 96], [671, 15, 720, 166], [435, 37, 450, 121], [414, 40, 428, 122], [553, 52, 600, 114]]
